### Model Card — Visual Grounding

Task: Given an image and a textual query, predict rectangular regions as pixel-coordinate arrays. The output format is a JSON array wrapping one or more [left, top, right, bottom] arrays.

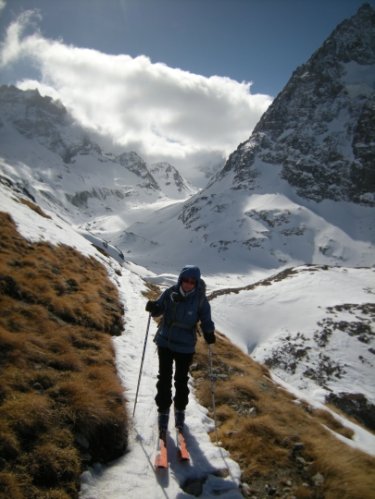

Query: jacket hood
[[178, 265, 201, 285]]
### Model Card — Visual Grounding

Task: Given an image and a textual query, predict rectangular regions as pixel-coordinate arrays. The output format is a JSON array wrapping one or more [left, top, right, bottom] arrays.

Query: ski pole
[[208, 344, 219, 445], [132, 313, 152, 418]]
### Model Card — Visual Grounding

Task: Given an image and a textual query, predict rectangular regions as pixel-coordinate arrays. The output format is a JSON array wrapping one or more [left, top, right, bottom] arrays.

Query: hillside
[[1, 177, 375, 499], [210, 265, 375, 433], [192, 332, 375, 499], [0, 209, 127, 498]]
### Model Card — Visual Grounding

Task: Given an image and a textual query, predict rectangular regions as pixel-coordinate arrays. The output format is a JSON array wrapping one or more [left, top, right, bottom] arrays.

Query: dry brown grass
[[0, 211, 128, 499], [17, 198, 52, 219], [192, 331, 375, 498]]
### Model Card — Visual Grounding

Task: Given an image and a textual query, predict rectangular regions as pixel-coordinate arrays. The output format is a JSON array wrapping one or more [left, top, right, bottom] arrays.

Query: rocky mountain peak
[[0, 84, 99, 164], [330, 3, 375, 64], [150, 161, 195, 198], [0, 84, 66, 120], [115, 151, 159, 190], [215, 3, 375, 205]]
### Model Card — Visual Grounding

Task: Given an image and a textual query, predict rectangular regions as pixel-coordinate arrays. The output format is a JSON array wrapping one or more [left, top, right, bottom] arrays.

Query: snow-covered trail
[[0, 185, 241, 498], [80, 266, 242, 499]]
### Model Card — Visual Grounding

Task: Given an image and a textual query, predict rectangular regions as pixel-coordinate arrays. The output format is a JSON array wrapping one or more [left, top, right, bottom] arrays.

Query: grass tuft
[[0, 471, 25, 499], [18, 198, 52, 219]]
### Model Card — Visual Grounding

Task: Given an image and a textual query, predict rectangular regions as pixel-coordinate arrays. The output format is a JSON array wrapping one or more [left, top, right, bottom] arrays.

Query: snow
[[213, 266, 375, 410], [115, 149, 375, 276]]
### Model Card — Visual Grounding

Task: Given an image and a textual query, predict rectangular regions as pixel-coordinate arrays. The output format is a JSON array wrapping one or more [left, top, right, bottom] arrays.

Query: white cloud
[[0, 11, 272, 184], [0, 0, 6, 14]]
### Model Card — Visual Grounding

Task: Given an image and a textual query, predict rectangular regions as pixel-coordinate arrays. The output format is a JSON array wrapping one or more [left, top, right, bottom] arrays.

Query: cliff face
[[216, 3, 375, 205]]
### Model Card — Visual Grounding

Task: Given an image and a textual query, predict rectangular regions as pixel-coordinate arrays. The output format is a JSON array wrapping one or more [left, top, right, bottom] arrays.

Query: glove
[[146, 300, 159, 314], [204, 331, 216, 344]]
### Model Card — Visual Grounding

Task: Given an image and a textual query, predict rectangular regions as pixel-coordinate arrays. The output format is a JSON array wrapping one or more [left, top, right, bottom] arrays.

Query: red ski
[[176, 430, 190, 461], [155, 436, 168, 469]]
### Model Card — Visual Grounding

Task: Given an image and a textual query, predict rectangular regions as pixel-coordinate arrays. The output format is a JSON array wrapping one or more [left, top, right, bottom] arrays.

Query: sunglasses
[[182, 278, 196, 285]]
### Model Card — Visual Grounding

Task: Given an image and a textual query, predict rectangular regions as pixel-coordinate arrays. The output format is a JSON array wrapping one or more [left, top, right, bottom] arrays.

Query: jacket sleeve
[[148, 289, 169, 317], [198, 298, 215, 334]]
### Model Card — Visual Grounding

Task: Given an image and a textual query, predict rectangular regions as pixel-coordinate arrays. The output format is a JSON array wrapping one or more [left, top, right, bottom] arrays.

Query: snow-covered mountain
[[0, 85, 194, 229], [1, 10, 375, 499], [2, 6, 373, 277], [216, 3, 375, 205], [120, 4, 375, 275], [150, 161, 195, 199]]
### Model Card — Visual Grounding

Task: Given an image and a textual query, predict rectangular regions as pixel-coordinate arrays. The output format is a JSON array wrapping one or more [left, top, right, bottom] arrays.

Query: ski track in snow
[[80, 267, 242, 499]]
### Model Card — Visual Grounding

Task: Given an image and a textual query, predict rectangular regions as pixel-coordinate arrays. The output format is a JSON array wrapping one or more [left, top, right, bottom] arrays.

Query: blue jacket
[[153, 266, 215, 354]]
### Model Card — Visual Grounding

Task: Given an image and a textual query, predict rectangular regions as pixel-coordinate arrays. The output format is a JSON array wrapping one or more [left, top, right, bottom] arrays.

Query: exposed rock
[[326, 392, 375, 431], [312, 472, 324, 487]]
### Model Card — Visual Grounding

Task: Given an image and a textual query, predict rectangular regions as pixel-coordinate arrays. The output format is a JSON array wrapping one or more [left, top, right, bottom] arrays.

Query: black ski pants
[[155, 346, 194, 412]]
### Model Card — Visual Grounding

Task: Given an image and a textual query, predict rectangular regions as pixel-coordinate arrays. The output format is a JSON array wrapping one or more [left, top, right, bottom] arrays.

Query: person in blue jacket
[[146, 265, 215, 436]]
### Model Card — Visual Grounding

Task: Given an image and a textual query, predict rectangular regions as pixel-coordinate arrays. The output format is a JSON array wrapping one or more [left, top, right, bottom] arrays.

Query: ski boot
[[174, 408, 185, 431], [158, 410, 169, 439]]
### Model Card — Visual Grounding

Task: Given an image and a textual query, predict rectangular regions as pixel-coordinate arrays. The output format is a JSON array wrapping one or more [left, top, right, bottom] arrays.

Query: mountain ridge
[[2, 5, 374, 276]]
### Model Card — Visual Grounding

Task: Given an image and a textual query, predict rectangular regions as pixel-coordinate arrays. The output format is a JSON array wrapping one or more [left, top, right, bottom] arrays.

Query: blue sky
[[0, 0, 373, 184], [1, 0, 371, 95]]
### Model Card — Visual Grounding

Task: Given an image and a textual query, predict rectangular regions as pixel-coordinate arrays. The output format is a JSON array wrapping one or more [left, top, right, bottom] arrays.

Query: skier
[[146, 265, 215, 438]]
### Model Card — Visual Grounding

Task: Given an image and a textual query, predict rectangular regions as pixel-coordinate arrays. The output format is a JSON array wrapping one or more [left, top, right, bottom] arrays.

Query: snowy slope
[[211, 266, 375, 425], [120, 166, 375, 276]]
